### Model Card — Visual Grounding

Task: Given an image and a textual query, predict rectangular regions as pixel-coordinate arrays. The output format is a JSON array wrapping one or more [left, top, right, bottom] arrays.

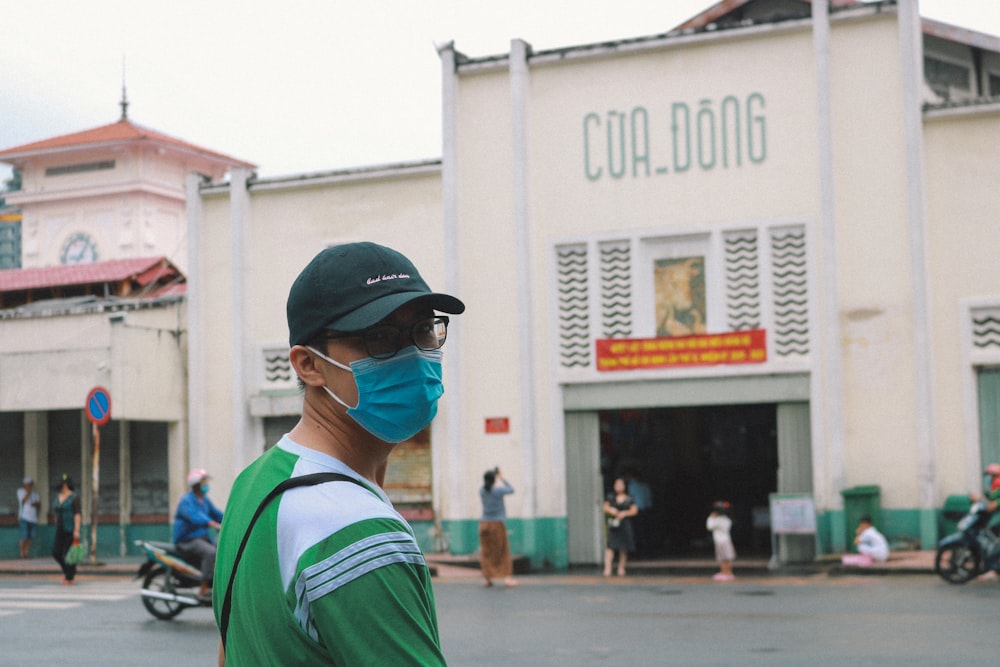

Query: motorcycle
[[934, 500, 1000, 584], [135, 539, 212, 619]]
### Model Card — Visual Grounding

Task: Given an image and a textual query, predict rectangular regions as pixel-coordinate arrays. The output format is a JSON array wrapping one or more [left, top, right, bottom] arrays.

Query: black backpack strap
[[219, 472, 368, 650]]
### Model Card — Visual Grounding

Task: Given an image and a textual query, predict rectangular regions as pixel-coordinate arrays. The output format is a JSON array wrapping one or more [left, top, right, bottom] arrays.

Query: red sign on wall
[[595, 329, 767, 372], [485, 417, 510, 434]]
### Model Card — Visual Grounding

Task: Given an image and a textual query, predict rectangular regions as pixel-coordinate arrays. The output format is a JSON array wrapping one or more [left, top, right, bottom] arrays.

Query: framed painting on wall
[[654, 256, 706, 337]]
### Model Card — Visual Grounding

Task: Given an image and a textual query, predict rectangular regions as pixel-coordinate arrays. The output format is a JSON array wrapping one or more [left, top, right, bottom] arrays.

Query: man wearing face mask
[[214, 242, 463, 666], [174, 468, 224, 601]]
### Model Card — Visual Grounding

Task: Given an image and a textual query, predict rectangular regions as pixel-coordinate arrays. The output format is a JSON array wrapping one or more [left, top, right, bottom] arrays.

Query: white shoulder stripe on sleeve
[[293, 531, 427, 640]]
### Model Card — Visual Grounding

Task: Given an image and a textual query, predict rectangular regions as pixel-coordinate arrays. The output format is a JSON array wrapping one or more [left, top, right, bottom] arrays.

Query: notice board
[[768, 493, 817, 535]]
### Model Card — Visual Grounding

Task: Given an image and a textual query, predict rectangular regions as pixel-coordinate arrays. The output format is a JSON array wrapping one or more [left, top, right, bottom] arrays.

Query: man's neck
[[290, 393, 393, 487]]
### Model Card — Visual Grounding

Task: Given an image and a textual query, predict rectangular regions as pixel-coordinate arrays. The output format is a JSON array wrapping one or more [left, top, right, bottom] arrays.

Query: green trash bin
[[842, 485, 881, 547]]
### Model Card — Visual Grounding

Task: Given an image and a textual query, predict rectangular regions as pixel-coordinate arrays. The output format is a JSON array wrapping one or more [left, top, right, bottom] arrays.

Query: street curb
[[1, 552, 936, 579]]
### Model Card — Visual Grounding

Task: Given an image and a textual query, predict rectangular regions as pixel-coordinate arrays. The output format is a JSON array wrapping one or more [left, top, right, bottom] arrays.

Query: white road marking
[[0, 580, 136, 616], [0, 600, 79, 609]]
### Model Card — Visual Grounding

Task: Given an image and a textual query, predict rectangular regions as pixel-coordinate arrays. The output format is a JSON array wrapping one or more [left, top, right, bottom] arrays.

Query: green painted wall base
[[0, 523, 175, 560], [1, 521, 444, 561], [3, 509, 942, 564], [410, 521, 435, 554], [440, 509, 940, 567], [440, 517, 569, 570], [817, 508, 940, 554]]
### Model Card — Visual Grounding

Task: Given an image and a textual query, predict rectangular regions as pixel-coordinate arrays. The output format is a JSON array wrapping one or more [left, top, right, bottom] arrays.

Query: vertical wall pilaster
[[437, 43, 467, 530], [811, 0, 846, 514], [510, 38, 537, 520]]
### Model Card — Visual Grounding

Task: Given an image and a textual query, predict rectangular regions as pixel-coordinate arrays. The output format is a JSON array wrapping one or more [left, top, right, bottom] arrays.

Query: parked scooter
[[135, 539, 212, 619], [934, 500, 1000, 584]]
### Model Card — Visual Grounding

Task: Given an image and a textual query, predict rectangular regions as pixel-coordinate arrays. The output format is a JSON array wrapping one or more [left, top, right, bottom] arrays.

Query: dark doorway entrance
[[599, 404, 777, 558]]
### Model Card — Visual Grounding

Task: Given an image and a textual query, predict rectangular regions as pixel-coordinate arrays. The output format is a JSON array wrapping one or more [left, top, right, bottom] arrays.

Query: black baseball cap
[[287, 242, 465, 347]]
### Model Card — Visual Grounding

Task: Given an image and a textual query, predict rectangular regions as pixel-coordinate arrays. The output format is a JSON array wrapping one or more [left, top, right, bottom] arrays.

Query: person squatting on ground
[[51, 473, 81, 585], [174, 468, 224, 601], [707, 501, 736, 581], [853, 514, 890, 563], [479, 467, 519, 588], [603, 477, 638, 576], [17, 476, 40, 558], [213, 242, 464, 666]]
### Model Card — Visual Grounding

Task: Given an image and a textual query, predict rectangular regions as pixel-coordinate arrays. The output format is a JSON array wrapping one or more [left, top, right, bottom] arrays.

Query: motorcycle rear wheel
[[142, 565, 187, 620], [935, 544, 980, 584]]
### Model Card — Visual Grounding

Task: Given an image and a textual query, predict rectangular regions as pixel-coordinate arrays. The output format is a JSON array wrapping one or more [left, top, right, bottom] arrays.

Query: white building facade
[[432, 0, 1000, 565]]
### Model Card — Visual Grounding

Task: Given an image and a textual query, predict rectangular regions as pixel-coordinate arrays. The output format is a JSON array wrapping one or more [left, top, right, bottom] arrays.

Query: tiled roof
[[673, 0, 858, 33], [671, 0, 1000, 50], [0, 257, 182, 292], [0, 118, 255, 168]]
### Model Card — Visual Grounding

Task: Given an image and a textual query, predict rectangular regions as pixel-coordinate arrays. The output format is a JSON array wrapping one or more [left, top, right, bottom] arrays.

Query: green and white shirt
[[214, 435, 446, 666]]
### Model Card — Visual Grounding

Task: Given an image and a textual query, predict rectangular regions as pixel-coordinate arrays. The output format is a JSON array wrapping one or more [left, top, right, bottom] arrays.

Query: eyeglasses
[[324, 316, 450, 360]]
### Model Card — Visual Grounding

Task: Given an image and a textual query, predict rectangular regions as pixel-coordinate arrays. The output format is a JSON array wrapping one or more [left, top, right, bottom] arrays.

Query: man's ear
[[289, 345, 327, 387]]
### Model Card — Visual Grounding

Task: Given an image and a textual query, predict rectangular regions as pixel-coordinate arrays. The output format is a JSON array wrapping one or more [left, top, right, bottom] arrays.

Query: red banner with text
[[596, 329, 767, 371]]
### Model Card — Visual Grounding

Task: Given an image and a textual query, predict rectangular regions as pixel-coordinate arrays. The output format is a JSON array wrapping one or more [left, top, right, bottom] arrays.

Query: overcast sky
[[1, 0, 998, 182]]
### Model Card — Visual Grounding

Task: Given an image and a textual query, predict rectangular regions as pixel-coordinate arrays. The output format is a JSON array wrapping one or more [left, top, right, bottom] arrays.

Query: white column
[[510, 39, 536, 518], [185, 172, 205, 476], [437, 43, 468, 527], [898, 0, 937, 521], [811, 0, 846, 518], [119, 421, 130, 557], [229, 168, 254, 471]]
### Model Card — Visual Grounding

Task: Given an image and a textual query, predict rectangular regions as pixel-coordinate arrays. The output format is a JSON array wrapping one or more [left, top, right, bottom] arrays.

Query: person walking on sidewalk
[[17, 477, 40, 558], [51, 474, 81, 585]]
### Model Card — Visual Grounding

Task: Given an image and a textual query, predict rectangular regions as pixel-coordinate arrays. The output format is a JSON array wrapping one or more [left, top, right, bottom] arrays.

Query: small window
[[924, 56, 971, 101], [989, 73, 1000, 97], [0, 220, 21, 269], [45, 160, 115, 177]]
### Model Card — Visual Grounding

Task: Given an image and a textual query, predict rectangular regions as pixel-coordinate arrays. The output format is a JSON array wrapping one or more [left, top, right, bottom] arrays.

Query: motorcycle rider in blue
[[174, 468, 224, 601]]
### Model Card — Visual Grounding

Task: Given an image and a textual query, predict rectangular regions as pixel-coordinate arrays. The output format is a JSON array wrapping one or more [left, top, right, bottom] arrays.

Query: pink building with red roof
[[0, 106, 254, 274], [0, 103, 255, 553]]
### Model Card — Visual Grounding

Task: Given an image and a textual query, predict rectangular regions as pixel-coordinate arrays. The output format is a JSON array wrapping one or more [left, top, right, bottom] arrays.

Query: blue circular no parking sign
[[85, 386, 112, 426]]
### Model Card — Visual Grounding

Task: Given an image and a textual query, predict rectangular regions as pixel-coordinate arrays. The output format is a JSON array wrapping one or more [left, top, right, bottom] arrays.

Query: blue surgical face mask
[[201, 483, 210, 495], [307, 345, 445, 443]]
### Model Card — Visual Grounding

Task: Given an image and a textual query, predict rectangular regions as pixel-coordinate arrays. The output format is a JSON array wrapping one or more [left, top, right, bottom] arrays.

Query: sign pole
[[90, 421, 100, 564], [84, 386, 112, 565]]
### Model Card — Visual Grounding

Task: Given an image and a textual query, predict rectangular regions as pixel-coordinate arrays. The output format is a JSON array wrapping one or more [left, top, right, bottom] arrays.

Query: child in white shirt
[[854, 515, 890, 562], [706, 501, 736, 581]]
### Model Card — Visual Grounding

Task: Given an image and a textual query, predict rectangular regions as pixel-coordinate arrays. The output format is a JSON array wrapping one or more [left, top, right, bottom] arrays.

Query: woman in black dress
[[51, 474, 81, 585], [603, 477, 639, 576]]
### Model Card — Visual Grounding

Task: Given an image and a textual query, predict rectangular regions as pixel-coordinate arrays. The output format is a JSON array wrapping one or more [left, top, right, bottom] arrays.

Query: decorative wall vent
[[972, 306, 1000, 349], [599, 240, 632, 338], [557, 244, 590, 368], [770, 227, 809, 357], [261, 345, 296, 391], [723, 230, 761, 331]]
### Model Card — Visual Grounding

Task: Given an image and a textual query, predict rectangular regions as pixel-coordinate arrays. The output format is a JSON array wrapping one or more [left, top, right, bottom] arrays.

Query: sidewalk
[[0, 555, 143, 577], [0, 550, 937, 579], [423, 549, 938, 578]]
